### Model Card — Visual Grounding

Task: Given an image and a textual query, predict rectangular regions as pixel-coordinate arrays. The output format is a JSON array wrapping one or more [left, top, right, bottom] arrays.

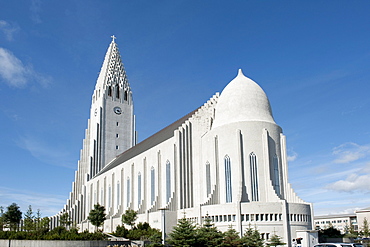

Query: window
[[224, 155, 232, 203], [124, 90, 128, 101], [151, 167, 155, 204], [116, 134, 119, 138], [166, 161, 171, 203], [117, 182, 120, 208], [116, 85, 120, 99], [138, 172, 141, 207], [100, 188, 103, 204], [273, 155, 280, 196], [250, 152, 259, 201], [206, 162, 211, 196], [108, 86, 112, 96], [116, 145, 119, 150], [108, 185, 111, 208], [126, 177, 130, 207]]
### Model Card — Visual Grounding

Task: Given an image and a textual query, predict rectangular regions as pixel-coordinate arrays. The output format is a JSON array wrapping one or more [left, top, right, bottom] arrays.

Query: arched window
[[124, 90, 128, 101], [166, 161, 171, 203], [100, 188, 103, 205], [273, 155, 280, 196], [138, 172, 142, 207], [224, 155, 232, 203], [151, 167, 155, 205], [117, 182, 120, 208], [116, 85, 120, 99], [108, 86, 112, 96], [250, 152, 259, 201], [126, 177, 130, 207], [108, 185, 111, 208], [205, 162, 211, 196]]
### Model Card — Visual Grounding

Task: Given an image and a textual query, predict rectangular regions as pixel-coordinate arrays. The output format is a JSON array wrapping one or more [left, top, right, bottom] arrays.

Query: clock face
[[114, 106, 122, 115]]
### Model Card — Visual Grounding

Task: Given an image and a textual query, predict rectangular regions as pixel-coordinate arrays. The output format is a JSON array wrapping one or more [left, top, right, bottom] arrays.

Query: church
[[50, 37, 314, 244]]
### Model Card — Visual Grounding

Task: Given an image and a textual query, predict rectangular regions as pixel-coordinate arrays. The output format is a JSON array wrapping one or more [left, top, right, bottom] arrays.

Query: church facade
[[51, 38, 314, 243]]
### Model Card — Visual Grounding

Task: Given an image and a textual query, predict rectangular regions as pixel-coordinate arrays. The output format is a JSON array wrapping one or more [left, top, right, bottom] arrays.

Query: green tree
[[59, 212, 72, 228], [122, 209, 138, 229], [0, 206, 4, 231], [167, 217, 197, 247], [221, 225, 243, 247], [196, 215, 224, 247], [35, 209, 42, 230], [319, 226, 343, 243], [39, 217, 50, 231], [242, 224, 264, 247], [267, 234, 286, 247], [3, 203, 22, 231], [113, 225, 128, 237], [126, 222, 162, 242], [23, 205, 35, 231], [88, 204, 106, 231], [344, 221, 358, 239], [362, 218, 370, 238]]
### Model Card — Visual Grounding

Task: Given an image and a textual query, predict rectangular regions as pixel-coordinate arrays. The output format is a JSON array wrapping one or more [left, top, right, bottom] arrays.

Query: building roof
[[212, 69, 275, 129], [314, 214, 356, 220], [355, 207, 370, 213], [95, 108, 198, 177]]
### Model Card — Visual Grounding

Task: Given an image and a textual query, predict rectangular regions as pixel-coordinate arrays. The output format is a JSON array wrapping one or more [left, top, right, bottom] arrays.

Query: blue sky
[[1, 0, 370, 218]]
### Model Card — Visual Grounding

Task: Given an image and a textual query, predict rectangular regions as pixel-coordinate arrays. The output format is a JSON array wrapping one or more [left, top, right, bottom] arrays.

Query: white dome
[[212, 69, 275, 128]]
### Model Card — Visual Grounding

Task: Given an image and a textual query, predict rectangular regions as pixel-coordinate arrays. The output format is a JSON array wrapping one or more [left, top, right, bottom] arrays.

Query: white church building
[[51, 37, 314, 244]]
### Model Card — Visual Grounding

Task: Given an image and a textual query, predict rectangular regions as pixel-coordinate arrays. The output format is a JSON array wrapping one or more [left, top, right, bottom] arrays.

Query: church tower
[[87, 35, 135, 178], [68, 36, 135, 209]]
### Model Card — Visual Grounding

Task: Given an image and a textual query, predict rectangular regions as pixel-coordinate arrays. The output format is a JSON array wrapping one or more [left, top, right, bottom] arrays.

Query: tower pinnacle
[[111, 35, 116, 42]]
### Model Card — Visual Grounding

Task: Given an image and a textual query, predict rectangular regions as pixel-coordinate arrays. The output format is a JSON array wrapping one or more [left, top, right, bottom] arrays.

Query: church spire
[[94, 36, 131, 103]]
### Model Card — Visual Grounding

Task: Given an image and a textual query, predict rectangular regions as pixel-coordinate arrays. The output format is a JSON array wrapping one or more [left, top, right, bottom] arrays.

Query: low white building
[[314, 207, 370, 234], [52, 37, 314, 245], [314, 214, 357, 234]]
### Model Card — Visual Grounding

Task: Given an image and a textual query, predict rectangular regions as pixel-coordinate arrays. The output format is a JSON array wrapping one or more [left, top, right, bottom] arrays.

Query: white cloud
[[332, 142, 370, 164], [30, 0, 42, 24], [325, 174, 370, 193], [287, 150, 298, 162], [0, 187, 65, 216], [17, 135, 76, 169], [0, 20, 19, 41], [0, 47, 51, 88]]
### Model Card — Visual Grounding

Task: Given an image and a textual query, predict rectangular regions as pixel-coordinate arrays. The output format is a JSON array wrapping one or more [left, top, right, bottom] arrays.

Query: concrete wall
[[0, 240, 131, 247]]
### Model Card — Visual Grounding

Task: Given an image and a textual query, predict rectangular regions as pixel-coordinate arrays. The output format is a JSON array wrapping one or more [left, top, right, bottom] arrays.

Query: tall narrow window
[[117, 182, 120, 208], [116, 85, 120, 99], [108, 86, 112, 96], [224, 155, 232, 203], [138, 172, 142, 207], [273, 155, 281, 196], [250, 152, 259, 201], [108, 185, 111, 208], [206, 162, 211, 196], [100, 188, 103, 204], [151, 167, 155, 205], [124, 90, 128, 101], [166, 161, 171, 203], [126, 177, 130, 207]]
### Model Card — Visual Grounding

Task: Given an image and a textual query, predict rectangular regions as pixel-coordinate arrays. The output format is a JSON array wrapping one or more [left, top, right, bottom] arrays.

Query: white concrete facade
[[51, 38, 314, 245]]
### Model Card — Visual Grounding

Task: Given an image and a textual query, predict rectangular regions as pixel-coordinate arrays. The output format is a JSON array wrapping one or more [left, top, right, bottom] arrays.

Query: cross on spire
[[111, 35, 116, 42]]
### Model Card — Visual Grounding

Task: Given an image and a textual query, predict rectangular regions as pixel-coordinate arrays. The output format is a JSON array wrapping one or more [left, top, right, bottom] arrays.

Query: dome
[[212, 69, 275, 128]]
